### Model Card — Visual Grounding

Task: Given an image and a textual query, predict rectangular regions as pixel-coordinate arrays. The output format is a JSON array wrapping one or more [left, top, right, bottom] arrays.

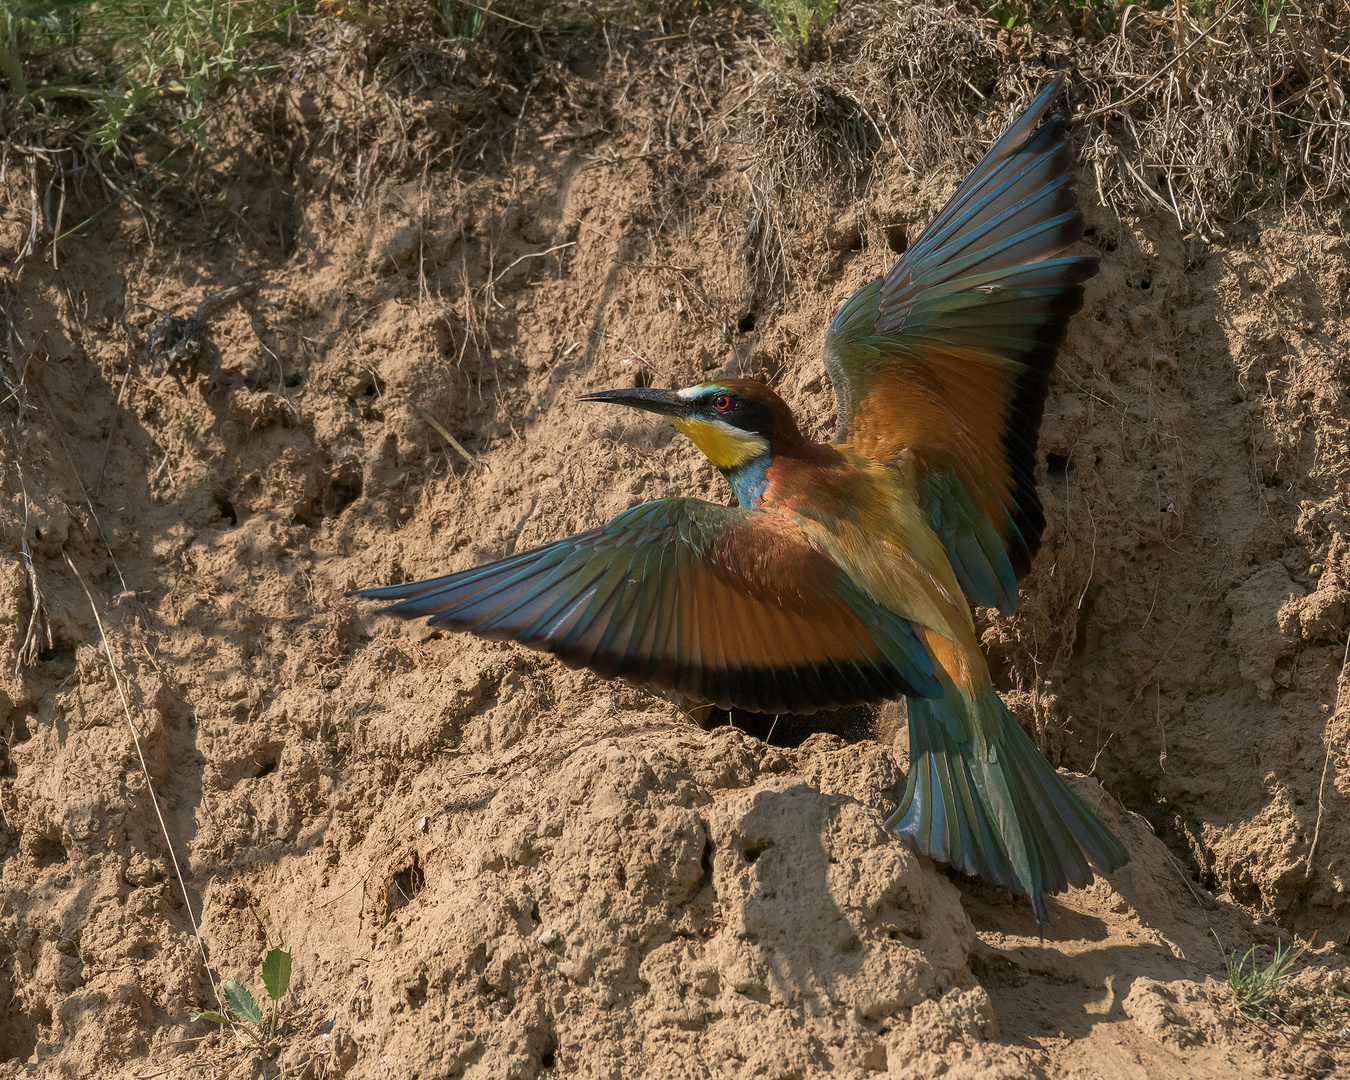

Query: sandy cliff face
[[1, 7, 1349, 1078]]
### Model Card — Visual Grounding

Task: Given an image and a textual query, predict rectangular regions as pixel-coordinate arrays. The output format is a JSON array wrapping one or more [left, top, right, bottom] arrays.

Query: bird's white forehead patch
[[676, 385, 709, 401]]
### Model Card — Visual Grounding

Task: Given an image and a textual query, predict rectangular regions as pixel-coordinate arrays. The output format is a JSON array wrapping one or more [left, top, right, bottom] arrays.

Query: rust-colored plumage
[[351, 77, 1128, 922]]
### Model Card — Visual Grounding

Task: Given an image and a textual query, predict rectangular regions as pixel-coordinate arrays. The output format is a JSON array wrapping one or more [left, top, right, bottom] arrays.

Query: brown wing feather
[[352, 499, 942, 713]]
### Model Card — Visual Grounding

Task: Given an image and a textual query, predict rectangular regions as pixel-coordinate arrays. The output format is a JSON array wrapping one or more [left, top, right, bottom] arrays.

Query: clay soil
[[2, 6, 1350, 1078]]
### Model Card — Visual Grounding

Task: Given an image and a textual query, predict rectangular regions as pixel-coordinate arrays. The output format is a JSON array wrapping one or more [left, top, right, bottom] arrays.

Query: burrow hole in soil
[[744, 839, 774, 865], [707, 704, 876, 748], [388, 853, 425, 915]]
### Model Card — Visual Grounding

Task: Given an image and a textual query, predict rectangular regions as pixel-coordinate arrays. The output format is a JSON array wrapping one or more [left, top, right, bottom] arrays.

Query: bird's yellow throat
[[672, 416, 769, 470]]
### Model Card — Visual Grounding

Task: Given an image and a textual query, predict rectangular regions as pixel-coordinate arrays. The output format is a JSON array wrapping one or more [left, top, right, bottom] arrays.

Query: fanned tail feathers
[[886, 683, 1130, 922]]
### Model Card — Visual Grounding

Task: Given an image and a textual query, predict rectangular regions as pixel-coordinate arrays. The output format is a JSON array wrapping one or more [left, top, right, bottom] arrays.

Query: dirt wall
[[1, 7, 1349, 1078]]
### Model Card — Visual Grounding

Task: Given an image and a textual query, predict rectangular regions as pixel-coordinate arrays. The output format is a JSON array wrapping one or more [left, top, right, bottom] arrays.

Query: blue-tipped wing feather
[[822, 76, 1099, 614], [350, 498, 942, 714]]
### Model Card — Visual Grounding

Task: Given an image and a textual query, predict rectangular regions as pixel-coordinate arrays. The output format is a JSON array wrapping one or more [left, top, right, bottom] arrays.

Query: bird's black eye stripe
[[713, 394, 732, 411]]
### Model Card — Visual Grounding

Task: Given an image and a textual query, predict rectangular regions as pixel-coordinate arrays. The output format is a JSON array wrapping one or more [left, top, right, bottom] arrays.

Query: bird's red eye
[[713, 394, 731, 411]]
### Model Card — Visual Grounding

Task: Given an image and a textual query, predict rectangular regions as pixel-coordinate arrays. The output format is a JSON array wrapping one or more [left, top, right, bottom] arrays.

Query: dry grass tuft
[[370, 28, 537, 171], [1079, 1, 1350, 245], [853, 5, 1002, 173], [738, 72, 880, 284], [732, 1, 1350, 285], [0, 3, 567, 258]]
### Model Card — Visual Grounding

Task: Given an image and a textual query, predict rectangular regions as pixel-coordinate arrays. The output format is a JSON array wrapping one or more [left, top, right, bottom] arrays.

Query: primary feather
[[356, 498, 942, 713], [822, 74, 1098, 613]]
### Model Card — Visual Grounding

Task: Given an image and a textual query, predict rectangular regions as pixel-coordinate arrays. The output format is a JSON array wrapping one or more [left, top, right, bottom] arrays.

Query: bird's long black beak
[[578, 387, 693, 418]]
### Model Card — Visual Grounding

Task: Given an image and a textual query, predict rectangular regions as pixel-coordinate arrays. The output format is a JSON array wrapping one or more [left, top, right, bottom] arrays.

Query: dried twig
[[483, 243, 575, 310], [141, 280, 262, 374], [414, 405, 481, 471], [13, 453, 51, 671], [64, 553, 220, 1008], [1305, 631, 1350, 878]]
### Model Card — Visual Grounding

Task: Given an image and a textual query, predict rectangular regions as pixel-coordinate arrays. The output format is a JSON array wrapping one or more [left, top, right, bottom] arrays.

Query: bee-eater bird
[[351, 76, 1129, 921]]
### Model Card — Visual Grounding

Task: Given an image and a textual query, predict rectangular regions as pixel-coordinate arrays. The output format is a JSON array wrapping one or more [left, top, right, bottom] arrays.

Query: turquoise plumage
[[822, 76, 1098, 614]]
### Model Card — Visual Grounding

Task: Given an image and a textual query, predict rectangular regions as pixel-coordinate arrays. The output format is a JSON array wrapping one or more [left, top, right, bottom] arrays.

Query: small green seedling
[[192, 945, 293, 1048], [762, 0, 838, 49], [1214, 930, 1305, 1018]]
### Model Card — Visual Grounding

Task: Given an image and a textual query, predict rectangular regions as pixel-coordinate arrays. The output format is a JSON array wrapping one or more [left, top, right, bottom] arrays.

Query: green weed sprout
[[1214, 930, 1305, 1018], [762, 0, 837, 49], [192, 945, 293, 1048]]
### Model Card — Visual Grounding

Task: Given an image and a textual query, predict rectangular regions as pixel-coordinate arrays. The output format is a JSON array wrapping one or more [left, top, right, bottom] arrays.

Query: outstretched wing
[[350, 498, 943, 714], [822, 76, 1098, 614]]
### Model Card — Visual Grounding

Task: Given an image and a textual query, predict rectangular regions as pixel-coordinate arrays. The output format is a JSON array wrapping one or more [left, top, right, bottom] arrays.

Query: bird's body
[[352, 77, 1129, 921]]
